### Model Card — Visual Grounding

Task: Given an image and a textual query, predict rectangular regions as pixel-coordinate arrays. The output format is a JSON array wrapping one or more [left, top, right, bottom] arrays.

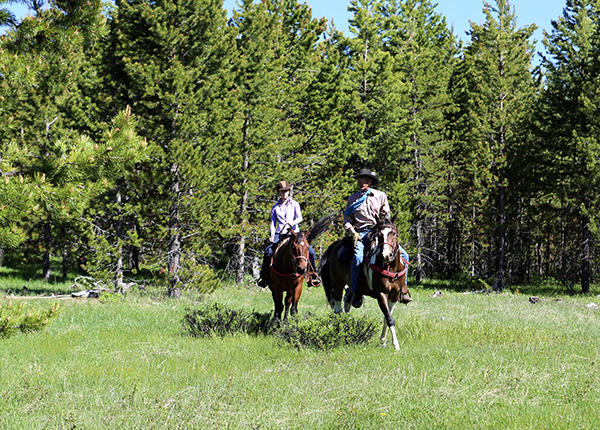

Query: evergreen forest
[[1, 0, 600, 295]]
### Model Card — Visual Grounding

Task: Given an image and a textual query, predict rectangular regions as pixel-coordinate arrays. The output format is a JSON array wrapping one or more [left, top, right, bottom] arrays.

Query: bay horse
[[267, 213, 337, 322], [320, 217, 410, 350]]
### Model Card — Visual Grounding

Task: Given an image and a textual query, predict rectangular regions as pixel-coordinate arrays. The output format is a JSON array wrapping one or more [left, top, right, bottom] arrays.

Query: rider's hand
[[269, 236, 275, 243], [353, 232, 361, 247]]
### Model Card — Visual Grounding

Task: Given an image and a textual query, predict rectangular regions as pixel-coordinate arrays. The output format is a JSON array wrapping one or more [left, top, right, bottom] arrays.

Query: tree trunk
[[235, 121, 250, 284], [43, 222, 51, 282], [131, 246, 140, 273], [415, 219, 423, 283], [235, 183, 249, 284], [168, 164, 182, 298], [62, 249, 68, 281], [497, 169, 506, 291], [470, 207, 476, 277], [582, 214, 590, 294], [446, 175, 456, 279], [115, 191, 124, 292]]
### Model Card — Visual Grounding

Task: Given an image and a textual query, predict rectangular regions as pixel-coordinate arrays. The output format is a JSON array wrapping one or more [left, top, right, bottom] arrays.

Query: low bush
[[183, 302, 273, 337], [182, 303, 378, 350], [276, 311, 378, 350]]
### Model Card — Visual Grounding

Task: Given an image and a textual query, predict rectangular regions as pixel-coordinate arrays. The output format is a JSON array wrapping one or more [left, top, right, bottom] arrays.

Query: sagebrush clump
[[182, 303, 378, 350]]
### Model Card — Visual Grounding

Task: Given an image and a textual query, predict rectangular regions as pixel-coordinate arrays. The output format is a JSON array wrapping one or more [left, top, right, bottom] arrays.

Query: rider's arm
[[270, 205, 278, 241], [343, 204, 356, 235], [289, 200, 303, 231]]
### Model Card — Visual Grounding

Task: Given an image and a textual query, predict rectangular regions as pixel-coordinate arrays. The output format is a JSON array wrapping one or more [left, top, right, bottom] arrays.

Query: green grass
[[1, 279, 600, 429]]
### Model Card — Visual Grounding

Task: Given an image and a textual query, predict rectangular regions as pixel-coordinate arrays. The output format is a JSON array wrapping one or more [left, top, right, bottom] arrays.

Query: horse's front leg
[[288, 281, 302, 317], [283, 294, 291, 321], [283, 289, 296, 321], [272, 289, 284, 322], [376, 293, 399, 350]]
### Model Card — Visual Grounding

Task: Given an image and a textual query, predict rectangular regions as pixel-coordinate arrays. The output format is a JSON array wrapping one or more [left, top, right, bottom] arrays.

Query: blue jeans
[[351, 231, 369, 295]]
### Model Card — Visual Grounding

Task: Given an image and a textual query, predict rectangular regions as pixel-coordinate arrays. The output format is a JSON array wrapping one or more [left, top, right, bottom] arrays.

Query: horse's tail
[[320, 240, 338, 309], [307, 211, 339, 244]]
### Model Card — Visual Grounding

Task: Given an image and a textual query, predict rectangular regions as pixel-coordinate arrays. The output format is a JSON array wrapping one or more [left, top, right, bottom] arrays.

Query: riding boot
[[349, 237, 365, 308], [257, 251, 271, 288], [307, 246, 321, 287], [400, 281, 412, 304]]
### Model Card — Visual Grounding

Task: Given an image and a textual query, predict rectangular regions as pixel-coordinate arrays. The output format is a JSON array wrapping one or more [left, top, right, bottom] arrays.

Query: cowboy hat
[[276, 180, 291, 191], [353, 168, 379, 186]]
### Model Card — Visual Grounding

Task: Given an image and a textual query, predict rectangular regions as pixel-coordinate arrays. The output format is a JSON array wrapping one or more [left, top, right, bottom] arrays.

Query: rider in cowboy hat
[[343, 168, 410, 308], [257, 180, 321, 288]]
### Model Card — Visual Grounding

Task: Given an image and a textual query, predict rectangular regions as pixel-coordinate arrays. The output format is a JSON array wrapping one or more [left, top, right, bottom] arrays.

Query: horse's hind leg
[[342, 286, 353, 313], [333, 283, 345, 314], [377, 294, 399, 350]]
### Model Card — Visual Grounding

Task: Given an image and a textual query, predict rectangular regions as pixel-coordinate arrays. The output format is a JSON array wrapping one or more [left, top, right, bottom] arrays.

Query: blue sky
[[6, 0, 566, 59], [224, 0, 566, 59]]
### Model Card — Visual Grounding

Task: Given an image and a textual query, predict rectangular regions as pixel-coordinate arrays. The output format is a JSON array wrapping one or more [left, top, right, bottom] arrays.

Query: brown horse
[[267, 213, 337, 322], [268, 230, 310, 321], [320, 217, 411, 350]]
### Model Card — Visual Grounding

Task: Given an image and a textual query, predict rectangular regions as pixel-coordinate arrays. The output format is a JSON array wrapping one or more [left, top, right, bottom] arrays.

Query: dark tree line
[[1, 0, 599, 294]]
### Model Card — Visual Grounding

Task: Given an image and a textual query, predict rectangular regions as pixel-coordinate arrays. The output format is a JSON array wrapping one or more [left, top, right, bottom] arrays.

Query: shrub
[[0, 300, 61, 338], [276, 312, 378, 350], [182, 303, 378, 350], [182, 302, 272, 337]]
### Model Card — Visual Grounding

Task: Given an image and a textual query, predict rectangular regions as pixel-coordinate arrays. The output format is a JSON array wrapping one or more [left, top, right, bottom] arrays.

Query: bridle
[[271, 233, 309, 280], [367, 225, 408, 281]]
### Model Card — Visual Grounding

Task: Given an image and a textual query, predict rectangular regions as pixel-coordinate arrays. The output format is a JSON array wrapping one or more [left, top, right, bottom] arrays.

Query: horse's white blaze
[[381, 227, 394, 261], [300, 241, 305, 246]]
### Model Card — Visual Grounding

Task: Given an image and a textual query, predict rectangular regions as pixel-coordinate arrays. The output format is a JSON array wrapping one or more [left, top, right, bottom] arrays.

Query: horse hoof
[[400, 294, 412, 304], [351, 295, 363, 308]]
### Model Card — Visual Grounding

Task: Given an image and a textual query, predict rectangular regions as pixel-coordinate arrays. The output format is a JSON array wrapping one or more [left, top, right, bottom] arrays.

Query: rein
[[270, 238, 309, 279], [368, 235, 409, 282], [368, 261, 407, 282]]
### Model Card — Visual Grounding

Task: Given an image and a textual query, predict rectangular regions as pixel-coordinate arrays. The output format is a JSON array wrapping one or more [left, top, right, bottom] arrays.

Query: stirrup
[[308, 273, 322, 287]]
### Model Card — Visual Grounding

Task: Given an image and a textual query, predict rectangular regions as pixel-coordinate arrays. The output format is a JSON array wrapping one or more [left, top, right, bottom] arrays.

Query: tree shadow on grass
[[0, 262, 77, 296], [414, 275, 600, 298]]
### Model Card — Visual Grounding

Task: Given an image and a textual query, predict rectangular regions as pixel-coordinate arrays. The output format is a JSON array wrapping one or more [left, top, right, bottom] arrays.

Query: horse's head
[[370, 218, 398, 264], [289, 230, 310, 276]]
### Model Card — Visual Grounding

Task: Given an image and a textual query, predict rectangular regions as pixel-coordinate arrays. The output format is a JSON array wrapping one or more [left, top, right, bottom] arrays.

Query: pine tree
[[107, 0, 231, 295], [378, 0, 456, 280], [537, 0, 600, 293], [222, 0, 320, 283], [450, 0, 536, 288], [0, 0, 146, 277], [0, 299, 61, 339]]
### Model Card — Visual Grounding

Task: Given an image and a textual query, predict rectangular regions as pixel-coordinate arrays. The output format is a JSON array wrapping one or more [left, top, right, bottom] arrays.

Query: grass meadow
[[1, 270, 600, 429]]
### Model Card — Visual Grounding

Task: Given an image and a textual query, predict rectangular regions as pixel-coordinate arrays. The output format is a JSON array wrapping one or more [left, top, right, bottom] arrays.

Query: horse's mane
[[306, 211, 338, 244]]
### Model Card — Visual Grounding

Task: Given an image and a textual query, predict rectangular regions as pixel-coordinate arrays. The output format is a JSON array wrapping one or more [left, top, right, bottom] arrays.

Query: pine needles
[[0, 299, 61, 338]]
